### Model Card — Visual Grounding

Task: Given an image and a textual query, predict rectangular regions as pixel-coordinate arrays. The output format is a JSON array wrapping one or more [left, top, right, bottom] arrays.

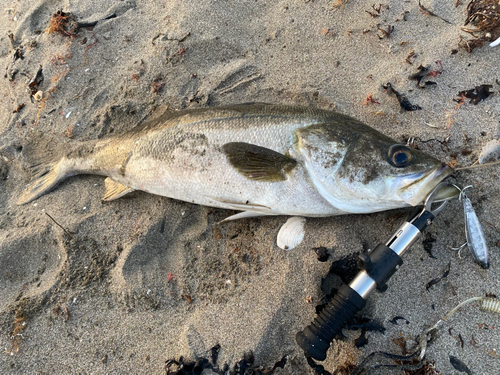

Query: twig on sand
[[419, 0, 452, 24], [45, 212, 74, 239]]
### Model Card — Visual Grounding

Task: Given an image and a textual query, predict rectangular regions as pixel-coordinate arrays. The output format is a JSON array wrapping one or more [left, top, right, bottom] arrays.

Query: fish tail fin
[[18, 157, 74, 205]]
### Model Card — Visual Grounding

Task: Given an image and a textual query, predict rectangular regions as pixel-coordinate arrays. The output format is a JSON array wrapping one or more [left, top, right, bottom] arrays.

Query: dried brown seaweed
[[465, 0, 500, 32], [459, 0, 500, 50]]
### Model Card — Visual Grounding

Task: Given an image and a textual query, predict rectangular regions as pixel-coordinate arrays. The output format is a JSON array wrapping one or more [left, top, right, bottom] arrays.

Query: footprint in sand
[[0, 228, 64, 313], [111, 203, 207, 296]]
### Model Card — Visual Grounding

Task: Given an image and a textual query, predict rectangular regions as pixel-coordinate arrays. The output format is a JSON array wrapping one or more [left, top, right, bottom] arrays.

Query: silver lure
[[460, 187, 489, 269]]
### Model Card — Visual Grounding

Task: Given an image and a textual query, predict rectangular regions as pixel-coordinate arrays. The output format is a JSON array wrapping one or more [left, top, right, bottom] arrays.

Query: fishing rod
[[296, 182, 452, 362]]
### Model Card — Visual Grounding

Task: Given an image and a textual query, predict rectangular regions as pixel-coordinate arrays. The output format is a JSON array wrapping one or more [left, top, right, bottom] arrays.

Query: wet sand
[[1, 1, 499, 373]]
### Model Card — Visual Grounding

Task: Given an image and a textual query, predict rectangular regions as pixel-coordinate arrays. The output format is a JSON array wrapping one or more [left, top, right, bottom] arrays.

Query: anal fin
[[206, 197, 275, 221], [102, 178, 135, 201], [222, 211, 275, 222], [206, 197, 272, 212]]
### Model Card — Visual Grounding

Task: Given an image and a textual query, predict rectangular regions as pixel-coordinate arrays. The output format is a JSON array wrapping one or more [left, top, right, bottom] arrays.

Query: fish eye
[[388, 145, 413, 167]]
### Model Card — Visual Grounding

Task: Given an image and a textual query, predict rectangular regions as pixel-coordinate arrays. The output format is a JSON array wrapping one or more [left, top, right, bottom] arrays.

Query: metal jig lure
[[453, 186, 489, 269]]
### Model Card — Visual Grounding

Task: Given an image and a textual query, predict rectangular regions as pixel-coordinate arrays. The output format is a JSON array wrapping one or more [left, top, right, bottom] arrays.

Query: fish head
[[295, 118, 456, 213]]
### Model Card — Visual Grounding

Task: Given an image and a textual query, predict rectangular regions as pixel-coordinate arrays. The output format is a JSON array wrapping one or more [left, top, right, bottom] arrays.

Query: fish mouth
[[396, 164, 457, 206]]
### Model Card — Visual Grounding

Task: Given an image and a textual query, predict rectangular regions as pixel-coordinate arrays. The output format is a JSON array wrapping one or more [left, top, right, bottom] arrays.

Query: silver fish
[[18, 103, 457, 218]]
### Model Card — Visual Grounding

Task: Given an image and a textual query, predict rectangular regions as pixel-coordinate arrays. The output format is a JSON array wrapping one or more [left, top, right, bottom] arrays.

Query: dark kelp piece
[[349, 318, 386, 333], [327, 254, 359, 284], [474, 84, 494, 103], [350, 349, 426, 375], [388, 316, 410, 325], [425, 262, 451, 291], [222, 142, 297, 182], [355, 329, 369, 348], [408, 65, 439, 88], [306, 355, 334, 375], [313, 247, 331, 262], [376, 24, 394, 38], [449, 356, 472, 375], [448, 329, 465, 348], [457, 84, 494, 104], [383, 83, 422, 111], [408, 65, 431, 87], [210, 343, 221, 366], [422, 232, 437, 258], [27, 65, 43, 98], [165, 348, 287, 375]]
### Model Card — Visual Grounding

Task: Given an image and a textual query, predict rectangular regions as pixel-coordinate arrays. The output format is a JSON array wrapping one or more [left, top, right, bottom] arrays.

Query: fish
[[18, 103, 457, 221]]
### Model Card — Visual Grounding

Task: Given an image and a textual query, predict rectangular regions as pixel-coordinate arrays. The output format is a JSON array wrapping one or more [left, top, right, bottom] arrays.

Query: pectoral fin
[[222, 142, 297, 182], [102, 178, 135, 201]]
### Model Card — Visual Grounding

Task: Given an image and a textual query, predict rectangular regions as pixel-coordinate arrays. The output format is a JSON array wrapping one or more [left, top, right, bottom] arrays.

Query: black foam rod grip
[[295, 284, 366, 361]]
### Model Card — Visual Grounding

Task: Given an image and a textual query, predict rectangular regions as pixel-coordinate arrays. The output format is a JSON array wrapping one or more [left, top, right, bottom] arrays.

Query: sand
[[1, 0, 499, 374]]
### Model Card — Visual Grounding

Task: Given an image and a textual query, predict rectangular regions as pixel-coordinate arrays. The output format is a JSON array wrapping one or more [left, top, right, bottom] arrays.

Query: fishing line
[[455, 160, 500, 170]]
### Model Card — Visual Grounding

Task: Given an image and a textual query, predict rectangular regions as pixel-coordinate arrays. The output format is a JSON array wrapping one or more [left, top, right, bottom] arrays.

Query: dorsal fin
[[102, 178, 134, 201], [127, 105, 177, 134], [222, 142, 297, 182]]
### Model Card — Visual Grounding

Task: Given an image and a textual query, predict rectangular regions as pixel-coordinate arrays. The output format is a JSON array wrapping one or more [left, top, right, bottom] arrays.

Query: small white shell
[[277, 216, 306, 250], [490, 36, 500, 47], [33, 90, 44, 101]]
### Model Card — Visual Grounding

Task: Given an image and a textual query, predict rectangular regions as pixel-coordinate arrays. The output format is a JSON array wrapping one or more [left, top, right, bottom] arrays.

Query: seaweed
[[422, 232, 437, 258], [361, 93, 380, 105], [408, 62, 443, 88], [349, 318, 385, 333], [465, 0, 500, 33], [365, 3, 389, 18], [426, 262, 451, 291], [382, 83, 422, 111], [456, 84, 494, 104], [388, 316, 409, 325], [164, 348, 287, 375], [26, 65, 43, 98], [313, 246, 331, 262], [406, 50, 417, 64], [46, 10, 117, 37], [459, 0, 500, 52], [376, 24, 393, 38], [46, 11, 78, 36], [355, 329, 369, 348], [306, 356, 333, 375], [328, 254, 359, 284]]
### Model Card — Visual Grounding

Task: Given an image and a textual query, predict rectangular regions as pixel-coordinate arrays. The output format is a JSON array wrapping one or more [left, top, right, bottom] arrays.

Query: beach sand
[[1, 1, 499, 373]]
